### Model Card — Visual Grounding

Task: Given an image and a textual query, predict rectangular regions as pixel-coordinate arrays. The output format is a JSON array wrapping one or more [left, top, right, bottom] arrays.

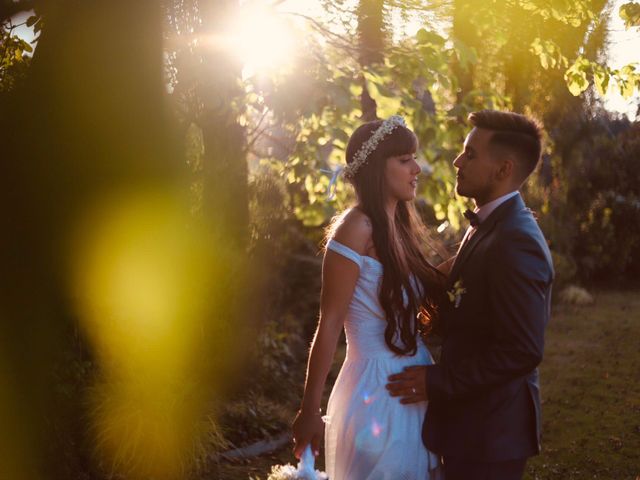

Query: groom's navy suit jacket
[[423, 193, 554, 462]]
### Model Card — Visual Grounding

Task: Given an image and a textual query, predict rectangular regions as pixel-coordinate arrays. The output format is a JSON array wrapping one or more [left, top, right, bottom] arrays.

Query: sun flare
[[226, 2, 296, 75]]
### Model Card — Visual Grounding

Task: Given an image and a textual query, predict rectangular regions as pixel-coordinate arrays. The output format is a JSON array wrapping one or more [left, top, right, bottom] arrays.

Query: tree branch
[[0, 0, 36, 23], [280, 10, 360, 55]]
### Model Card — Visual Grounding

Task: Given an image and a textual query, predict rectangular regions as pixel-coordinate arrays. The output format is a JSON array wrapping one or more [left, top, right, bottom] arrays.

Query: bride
[[292, 115, 446, 479]]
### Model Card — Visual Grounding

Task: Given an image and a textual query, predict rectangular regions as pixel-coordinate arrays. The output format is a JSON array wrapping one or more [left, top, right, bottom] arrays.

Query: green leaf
[[612, 63, 640, 98], [453, 40, 478, 70], [565, 73, 588, 96], [331, 128, 349, 144], [531, 38, 544, 56], [620, 78, 636, 99], [416, 29, 445, 46], [564, 56, 591, 96], [531, 39, 568, 71], [594, 69, 610, 96], [541, 54, 549, 70], [621, 63, 637, 75], [619, 2, 640, 29]]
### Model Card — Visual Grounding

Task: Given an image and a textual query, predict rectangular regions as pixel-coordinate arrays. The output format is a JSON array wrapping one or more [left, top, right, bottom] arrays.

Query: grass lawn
[[526, 289, 640, 479], [217, 289, 640, 479]]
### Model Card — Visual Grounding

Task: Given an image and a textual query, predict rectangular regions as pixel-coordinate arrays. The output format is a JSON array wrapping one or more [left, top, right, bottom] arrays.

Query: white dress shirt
[[475, 190, 520, 223], [459, 191, 520, 250]]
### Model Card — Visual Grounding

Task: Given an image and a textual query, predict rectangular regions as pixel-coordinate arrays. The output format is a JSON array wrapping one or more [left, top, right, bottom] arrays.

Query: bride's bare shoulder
[[330, 208, 373, 255]]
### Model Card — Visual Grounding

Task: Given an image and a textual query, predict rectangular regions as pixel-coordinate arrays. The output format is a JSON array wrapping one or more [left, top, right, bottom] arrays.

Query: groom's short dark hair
[[468, 110, 543, 181]]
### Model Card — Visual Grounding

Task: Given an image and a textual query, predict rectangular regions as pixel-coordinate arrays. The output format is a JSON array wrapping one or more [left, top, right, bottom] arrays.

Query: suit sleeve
[[426, 230, 552, 400]]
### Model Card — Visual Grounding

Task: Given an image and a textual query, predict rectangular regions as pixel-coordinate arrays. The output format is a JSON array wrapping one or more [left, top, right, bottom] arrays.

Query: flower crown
[[343, 115, 407, 179]]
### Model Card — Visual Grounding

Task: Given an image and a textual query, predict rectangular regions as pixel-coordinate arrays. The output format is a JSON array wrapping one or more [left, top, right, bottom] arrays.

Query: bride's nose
[[411, 159, 420, 175]]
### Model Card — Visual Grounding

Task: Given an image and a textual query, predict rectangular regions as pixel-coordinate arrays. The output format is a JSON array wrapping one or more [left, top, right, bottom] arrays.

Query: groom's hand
[[386, 365, 428, 404]]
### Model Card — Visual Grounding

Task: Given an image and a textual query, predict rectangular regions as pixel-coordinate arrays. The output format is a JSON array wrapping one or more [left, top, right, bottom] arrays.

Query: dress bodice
[[326, 239, 428, 361], [324, 240, 441, 480]]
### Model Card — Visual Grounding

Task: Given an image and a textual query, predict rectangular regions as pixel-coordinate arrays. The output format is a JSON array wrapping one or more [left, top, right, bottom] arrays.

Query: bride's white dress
[[324, 239, 442, 480]]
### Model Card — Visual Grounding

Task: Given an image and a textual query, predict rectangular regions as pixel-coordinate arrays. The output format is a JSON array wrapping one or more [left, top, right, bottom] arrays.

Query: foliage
[[619, 1, 640, 28], [0, 13, 39, 91], [533, 116, 640, 284], [549, 251, 578, 291], [210, 170, 321, 448], [242, 21, 474, 228], [565, 56, 640, 99], [254, 316, 306, 397], [220, 392, 294, 446], [568, 122, 640, 281], [163, 0, 638, 279], [234, 0, 638, 236]]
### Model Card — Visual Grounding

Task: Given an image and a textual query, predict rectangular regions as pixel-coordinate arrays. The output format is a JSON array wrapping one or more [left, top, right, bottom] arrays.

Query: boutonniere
[[447, 279, 467, 308], [417, 305, 433, 336]]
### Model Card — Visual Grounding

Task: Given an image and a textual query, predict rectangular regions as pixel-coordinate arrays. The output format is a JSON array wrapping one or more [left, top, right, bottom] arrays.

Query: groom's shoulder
[[331, 208, 373, 254], [496, 213, 541, 244], [491, 209, 551, 263], [498, 204, 541, 234]]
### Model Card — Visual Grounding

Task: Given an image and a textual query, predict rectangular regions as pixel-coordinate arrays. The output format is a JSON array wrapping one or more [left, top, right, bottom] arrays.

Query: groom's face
[[453, 127, 500, 206]]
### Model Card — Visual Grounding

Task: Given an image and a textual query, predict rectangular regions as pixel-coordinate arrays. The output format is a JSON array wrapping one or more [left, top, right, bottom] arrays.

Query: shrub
[[532, 116, 640, 285]]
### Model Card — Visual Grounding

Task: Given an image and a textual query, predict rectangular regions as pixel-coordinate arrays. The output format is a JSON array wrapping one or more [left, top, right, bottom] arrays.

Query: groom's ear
[[495, 155, 515, 181]]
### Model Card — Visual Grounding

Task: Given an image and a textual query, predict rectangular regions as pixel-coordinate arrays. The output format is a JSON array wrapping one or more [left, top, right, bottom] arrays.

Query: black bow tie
[[463, 209, 480, 227]]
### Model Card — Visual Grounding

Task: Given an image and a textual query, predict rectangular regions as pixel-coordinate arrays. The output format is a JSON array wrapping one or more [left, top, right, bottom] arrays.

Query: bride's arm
[[292, 212, 370, 458]]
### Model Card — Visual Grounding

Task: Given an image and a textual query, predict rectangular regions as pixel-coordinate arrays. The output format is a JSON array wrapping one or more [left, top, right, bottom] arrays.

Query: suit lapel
[[448, 194, 526, 283], [449, 222, 495, 282]]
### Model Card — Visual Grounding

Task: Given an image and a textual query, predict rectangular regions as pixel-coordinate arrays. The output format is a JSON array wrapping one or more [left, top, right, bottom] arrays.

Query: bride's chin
[[390, 190, 416, 202]]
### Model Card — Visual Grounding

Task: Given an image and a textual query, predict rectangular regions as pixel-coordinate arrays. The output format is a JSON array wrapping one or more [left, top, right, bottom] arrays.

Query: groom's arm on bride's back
[[292, 210, 371, 458], [426, 229, 553, 400]]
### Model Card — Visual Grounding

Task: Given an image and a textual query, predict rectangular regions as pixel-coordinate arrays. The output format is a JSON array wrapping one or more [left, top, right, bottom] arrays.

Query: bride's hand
[[292, 409, 325, 459]]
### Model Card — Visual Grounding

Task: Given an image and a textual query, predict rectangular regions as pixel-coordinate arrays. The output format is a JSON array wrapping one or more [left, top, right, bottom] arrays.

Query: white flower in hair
[[343, 115, 407, 179]]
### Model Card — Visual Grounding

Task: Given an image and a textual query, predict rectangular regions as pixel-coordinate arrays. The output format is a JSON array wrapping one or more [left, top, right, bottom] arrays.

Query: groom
[[387, 110, 554, 480]]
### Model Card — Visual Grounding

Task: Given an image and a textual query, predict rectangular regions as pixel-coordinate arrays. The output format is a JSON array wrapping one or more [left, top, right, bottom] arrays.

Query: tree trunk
[[357, 0, 386, 67], [357, 0, 386, 120], [451, 0, 477, 105], [502, 1, 535, 113], [197, 0, 249, 249]]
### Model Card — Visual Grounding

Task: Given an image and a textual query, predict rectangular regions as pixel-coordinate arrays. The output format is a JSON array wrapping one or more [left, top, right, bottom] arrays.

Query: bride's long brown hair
[[327, 120, 446, 355]]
